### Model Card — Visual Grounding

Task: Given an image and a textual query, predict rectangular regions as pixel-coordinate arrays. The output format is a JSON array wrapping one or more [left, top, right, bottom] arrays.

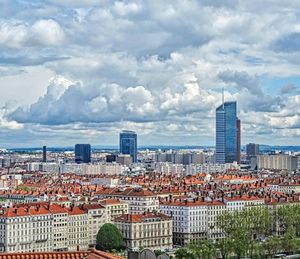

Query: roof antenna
[[222, 87, 225, 108]]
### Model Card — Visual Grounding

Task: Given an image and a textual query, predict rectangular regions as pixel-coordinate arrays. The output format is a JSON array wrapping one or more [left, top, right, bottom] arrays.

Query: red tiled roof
[[114, 212, 171, 223], [0, 249, 123, 259]]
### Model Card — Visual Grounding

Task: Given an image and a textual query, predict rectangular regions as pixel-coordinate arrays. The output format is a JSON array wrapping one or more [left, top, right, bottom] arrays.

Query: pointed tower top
[[222, 87, 225, 109]]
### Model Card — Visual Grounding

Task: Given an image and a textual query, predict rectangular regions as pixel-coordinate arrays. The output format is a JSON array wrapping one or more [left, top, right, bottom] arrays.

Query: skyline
[[0, 1, 300, 147]]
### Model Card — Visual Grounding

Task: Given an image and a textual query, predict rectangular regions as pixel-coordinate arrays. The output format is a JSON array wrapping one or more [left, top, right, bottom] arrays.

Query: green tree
[[262, 235, 281, 256], [216, 238, 234, 259], [175, 248, 194, 259], [282, 226, 298, 254], [231, 227, 250, 259], [188, 240, 217, 259], [96, 223, 123, 252]]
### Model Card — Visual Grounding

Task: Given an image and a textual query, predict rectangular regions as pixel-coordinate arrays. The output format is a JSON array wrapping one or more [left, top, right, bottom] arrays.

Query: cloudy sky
[[0, 0, 300, 148]]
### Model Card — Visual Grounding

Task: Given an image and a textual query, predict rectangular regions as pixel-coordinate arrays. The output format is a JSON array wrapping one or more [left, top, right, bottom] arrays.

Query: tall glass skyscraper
[[75, 144, 91, 163], [119, 130, 137, 163], [216, 101, 241, 164]]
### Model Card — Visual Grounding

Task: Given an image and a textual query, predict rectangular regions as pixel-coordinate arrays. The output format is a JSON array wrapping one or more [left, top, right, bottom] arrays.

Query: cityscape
[[0, 1, 300, 259]]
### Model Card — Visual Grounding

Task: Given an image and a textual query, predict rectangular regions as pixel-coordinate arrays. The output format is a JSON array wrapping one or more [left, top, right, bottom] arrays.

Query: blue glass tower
[[119, 130, 137, 163], [216, 101, 240, 164], [75, 144, 91, 163]]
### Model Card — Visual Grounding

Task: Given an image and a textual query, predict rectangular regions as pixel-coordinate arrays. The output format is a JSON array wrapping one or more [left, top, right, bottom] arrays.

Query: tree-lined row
[[175, 204, 300, 258]]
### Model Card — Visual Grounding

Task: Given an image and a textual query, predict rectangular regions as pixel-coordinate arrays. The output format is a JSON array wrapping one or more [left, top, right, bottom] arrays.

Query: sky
[[0, 0, 300, 148]]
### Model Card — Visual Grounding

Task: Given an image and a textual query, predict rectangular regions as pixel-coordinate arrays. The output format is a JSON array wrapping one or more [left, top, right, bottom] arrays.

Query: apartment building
[[160, 200, 206, 245], [0, 206, 53, 253], [269, 183, 300, 194], [0, 203, 109, 253], [81, 204, 107, 247], [257, 155, 298, 171], [224, 196, 265, 212], [96, 187, 159, 214], [114, 213, 172, 251], [98, 199, 129, 221], [65, 207, 89, 251], [160, 200, 225, 245], [207, 201, 226, 239], [48, 204, 68, 251]]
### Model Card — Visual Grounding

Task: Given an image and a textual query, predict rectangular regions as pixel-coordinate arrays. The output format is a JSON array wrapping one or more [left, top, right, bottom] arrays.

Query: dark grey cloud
[[0, 54, 70, 66], [218, 70, 263, 95], [273, 32, 300, 52]]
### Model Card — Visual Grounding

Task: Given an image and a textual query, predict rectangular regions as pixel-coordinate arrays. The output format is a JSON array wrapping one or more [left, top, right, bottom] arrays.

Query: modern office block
[[43, 146, 47, 162], [75, 144, 91, 163], [119, 130, 137, 163], [216, 100, 240, 164]]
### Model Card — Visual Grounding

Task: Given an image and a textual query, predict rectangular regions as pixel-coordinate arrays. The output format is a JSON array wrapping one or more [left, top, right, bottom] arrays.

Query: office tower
[[75, 144, 91, 163], [246, 143, 260, 159], [42, 146, 47, 162], [216, 97, 241, 164], [119, 130, 137, 163], [237, 119, 241, 164]]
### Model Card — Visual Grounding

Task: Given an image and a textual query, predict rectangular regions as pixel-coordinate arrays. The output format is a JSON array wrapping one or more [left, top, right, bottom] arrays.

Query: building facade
[[75, 144, 91, 164], [114, 213, 172, 251], [0, 204, 106, 253], [119, 130, 137, 163], [216, 101, 240, 164], [257, 155, 298, 171], [160, 200, 226, 245], [96, 188, 159, 214], [246, 143, 260, 160]]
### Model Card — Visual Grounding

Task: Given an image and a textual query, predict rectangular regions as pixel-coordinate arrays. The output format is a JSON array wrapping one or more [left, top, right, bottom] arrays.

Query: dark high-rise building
[[75, 144, 91, 163], [246, 143, 260, 159], [119, 130, 137, 163], [216, 99, 241, 164], [42, 146, 47, 162], [237, 119, 241, 164], [106, 154, 117, 163]]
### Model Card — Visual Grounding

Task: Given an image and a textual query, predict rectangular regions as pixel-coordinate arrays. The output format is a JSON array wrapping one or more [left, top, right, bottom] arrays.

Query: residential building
[[48, 204, 68, 251], [98, 199, 129, 221], [95, 187, 159, 214], [160, 200, 225, 245], [257, 154, 298, 171], [0, 206, 53, 253], [81, 204, 107, 247], [114, 213, 172, 251], [65, 206, 89, 251]]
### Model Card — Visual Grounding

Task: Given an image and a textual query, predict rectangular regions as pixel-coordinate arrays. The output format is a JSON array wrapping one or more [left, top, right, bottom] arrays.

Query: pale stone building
[[96, 187, 159, 214], [114, 212, 172, 251]]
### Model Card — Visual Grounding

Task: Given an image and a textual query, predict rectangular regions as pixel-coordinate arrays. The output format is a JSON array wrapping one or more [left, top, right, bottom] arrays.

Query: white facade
[[66, 209, 89, 251], [257, 155, 298, 171], [0, 208, 53, 253], [160, 201, 225, 245]]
